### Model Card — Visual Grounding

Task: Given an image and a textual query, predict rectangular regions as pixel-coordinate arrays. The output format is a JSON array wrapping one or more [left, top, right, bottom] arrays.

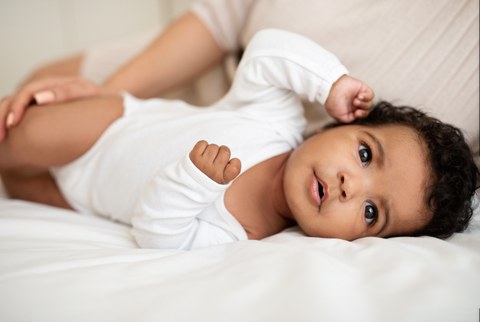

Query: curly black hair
[[341, 101, 479, 239]]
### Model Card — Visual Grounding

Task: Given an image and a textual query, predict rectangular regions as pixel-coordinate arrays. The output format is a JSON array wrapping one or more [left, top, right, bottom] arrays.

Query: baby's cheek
[[318, 203, 363, 239]]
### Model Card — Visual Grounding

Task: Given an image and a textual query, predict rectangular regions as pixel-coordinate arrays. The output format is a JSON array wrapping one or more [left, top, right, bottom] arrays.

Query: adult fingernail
[[34, 90, 55, 104], [6, 112, 14, 128]]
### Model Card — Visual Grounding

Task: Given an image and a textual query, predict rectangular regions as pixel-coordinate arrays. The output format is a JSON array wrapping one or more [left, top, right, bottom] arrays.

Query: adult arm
[[103, 12, 226, 98], [0, 11, 226, 139]]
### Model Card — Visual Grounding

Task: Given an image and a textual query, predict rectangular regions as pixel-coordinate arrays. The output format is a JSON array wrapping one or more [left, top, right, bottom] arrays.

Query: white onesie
[[51, 29, 348, 250]]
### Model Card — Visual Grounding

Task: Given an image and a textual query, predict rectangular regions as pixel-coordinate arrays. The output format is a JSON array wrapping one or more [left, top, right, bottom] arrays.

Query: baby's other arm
[[189, 140, 242, 185], [132, 142, 242, 249]]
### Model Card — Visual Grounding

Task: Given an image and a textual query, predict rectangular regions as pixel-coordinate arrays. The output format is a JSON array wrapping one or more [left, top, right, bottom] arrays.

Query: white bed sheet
[[0, 185, 479, 322]]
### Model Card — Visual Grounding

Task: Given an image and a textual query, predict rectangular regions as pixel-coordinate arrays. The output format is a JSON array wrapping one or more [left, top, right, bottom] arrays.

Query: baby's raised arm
[[224, 29, 374, 123]]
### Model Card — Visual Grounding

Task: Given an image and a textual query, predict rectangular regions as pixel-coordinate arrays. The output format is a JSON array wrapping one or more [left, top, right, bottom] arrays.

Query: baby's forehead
[[368, 124, 430, 165], [357, 124, 428, 150], [356, 122, 417, 134]]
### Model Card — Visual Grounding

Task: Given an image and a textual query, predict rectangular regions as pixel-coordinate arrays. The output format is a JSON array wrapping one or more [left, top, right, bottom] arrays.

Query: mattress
[[1, 183, 479, 322]]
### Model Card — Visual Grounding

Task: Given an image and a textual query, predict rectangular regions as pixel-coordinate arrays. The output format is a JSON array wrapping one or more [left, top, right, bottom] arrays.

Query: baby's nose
[[338, 172, 367, 201], [339, 174, 348, 201]]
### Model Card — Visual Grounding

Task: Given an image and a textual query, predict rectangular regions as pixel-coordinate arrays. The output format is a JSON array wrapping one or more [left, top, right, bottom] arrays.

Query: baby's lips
[[318, 178, 328, 202], [311, 173, 328, 206]]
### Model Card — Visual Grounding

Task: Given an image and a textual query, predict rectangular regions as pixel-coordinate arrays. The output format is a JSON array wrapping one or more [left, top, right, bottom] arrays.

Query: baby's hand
[[189, 140, 242, 185], [324, 75, 375, 123]]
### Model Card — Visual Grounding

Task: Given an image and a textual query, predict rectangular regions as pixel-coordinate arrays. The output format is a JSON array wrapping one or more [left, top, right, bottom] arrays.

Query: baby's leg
[[1, 170, 72, 209], [0, 95, 123, 208], [0, 95, 123, 170]]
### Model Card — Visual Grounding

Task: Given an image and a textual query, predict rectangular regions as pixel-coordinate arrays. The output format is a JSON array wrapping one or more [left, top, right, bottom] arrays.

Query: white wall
[[0, 0, 195, 97]]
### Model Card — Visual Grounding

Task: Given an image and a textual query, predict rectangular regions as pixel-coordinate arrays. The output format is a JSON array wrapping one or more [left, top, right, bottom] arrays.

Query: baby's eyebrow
[[362, 130, 385, 167]]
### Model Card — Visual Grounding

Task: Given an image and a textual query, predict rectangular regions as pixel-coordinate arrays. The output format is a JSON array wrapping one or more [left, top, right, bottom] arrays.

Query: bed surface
[[1, 183, 479, 322]]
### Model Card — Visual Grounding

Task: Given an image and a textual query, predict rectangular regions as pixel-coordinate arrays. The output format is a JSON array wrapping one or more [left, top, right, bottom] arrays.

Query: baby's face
[[283, 124, 431, 240]]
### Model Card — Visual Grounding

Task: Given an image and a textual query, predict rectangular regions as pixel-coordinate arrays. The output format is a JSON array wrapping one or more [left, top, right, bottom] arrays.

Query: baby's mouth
[[311, 173, 327, 206], [318, 180, 325, 199]]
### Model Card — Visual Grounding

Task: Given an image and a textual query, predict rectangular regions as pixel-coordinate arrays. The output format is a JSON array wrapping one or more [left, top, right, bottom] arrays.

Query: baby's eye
[[358, 143, 372, 166], [364, 201, 378, 225]]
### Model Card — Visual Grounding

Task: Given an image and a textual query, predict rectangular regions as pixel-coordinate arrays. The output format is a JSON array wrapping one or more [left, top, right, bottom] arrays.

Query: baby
[[0, 29, 477, 249]]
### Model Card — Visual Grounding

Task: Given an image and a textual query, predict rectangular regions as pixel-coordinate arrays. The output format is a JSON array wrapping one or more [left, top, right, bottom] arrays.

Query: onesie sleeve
[[224, 28, 349, 106], [131, 154, 243, 250], [190, 0, 254, 52]]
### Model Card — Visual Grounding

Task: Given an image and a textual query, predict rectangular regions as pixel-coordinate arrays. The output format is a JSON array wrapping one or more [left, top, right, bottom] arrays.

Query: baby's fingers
[[189, 140, 222, 177], [212, 145, 241, 183], [357, 86, 374, 104], [354, 86, 375, 116], [189, 140, 241, 184], [203, 143, 222, 162], [353, 97, 372, 109], [189, 140, 209, 162], [223, 158, 241, 183], [353, 108, 370, 119]]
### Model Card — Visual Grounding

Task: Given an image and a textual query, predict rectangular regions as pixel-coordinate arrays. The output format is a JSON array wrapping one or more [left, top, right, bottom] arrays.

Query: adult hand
[[324, 75, 375, 123], [0, 77, 103, 141]]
